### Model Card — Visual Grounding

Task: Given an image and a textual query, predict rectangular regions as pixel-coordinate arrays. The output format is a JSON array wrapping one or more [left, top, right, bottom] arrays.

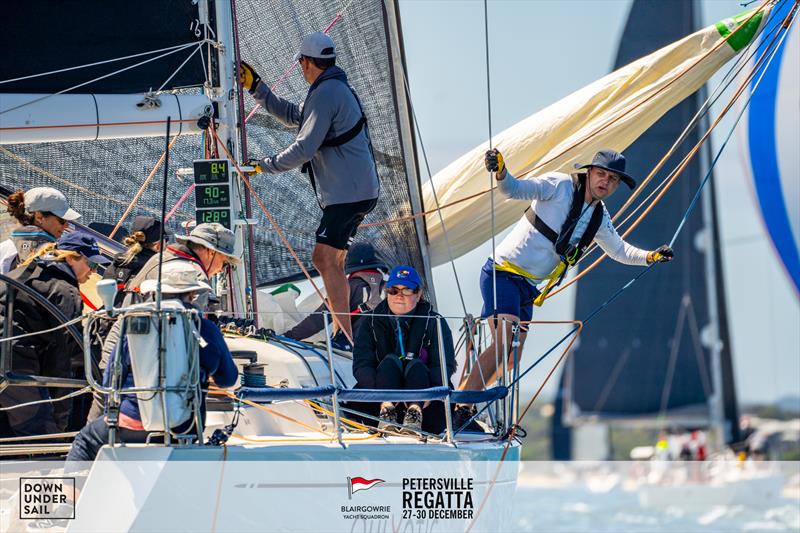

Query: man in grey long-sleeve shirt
[[241, 32, 379, 342]]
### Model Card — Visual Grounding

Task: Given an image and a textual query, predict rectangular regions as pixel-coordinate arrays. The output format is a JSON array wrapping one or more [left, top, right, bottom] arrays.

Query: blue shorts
[[479, 258, 539, 325]]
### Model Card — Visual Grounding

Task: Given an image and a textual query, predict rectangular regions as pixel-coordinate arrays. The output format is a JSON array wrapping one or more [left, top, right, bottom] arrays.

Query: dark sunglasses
[[385, 286, 418, 296], [86, 259, 99, 271]]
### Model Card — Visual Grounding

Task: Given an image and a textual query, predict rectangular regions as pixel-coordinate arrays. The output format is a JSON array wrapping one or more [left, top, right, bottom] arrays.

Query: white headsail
[[424, 6, 773, 265]]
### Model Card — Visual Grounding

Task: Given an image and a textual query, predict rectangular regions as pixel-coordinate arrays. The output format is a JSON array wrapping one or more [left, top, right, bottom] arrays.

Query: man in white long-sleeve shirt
[[456, 149, 673, 419]]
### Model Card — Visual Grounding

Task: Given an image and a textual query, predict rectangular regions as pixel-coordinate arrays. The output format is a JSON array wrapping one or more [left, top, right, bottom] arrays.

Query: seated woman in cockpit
[[352, 265, 456, 434]]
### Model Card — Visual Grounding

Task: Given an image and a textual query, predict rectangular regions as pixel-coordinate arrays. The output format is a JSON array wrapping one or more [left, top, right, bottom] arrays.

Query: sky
[[391, 0, 800, 406]]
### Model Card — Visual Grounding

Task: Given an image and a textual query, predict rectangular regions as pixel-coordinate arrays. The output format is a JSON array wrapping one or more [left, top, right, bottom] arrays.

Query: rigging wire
[[0, 387, 91, 411], [459, 8, 797, 440], [0, 42, 205, 117], [157, 45, 204, 92], [549, 1, 794, 299], [0, 316, 84, 344], [0, 42, 203, 85], [481, 0, 503, 400], [553, 2, 786, 275]]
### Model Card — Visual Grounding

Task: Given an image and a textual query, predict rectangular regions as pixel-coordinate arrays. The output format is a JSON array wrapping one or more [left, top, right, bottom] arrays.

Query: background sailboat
[[552, 0, 740, 460]]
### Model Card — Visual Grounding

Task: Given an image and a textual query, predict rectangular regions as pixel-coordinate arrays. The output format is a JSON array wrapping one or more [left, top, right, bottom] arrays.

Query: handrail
[[238, 384, 336, 402], [337, 386, 451, 403]]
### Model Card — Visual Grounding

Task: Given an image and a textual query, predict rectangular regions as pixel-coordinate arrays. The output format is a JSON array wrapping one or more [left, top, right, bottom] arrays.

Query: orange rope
[[210, 388, 334, 436], [209, 128, 353, 344], [548, 5, 792, 300], [109, 134, 181, 239], [515, 320, 583, 423], [466, 320, 582, 533]]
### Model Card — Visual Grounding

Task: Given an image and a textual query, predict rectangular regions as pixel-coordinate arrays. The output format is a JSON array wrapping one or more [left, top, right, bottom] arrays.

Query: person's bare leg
[[460, 314, 522, 391], [312, 243, 352, 341]]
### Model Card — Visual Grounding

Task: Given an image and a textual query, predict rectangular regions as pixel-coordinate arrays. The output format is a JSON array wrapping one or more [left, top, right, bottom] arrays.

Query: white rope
[[0, 387, 92, 412], [0, 41, 204, 117], [0, 315, 84, 344], [0, 42, 205, 85], [158, 44, 204, 92]]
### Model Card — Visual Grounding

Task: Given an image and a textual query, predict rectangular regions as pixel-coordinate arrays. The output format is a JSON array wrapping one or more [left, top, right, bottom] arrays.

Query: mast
[[698, 85, 740, 450], [698, 98, 726, 451], [204, 0, 248, 318]]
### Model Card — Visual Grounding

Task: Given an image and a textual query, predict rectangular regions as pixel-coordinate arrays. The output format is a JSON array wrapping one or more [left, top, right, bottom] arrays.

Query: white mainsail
[[424, 6, 773, 265]]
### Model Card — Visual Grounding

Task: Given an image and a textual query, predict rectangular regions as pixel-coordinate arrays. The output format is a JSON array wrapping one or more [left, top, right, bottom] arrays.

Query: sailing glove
[[245, 158, 263, 174], [647, 244, 674, 264], [484, 149, 506, 179], [239, 61, 261, 94]]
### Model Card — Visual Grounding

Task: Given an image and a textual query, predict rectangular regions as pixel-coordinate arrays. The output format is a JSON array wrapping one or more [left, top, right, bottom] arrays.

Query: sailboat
[[0, 0, 788, 530], [0, 1, 519, 531]]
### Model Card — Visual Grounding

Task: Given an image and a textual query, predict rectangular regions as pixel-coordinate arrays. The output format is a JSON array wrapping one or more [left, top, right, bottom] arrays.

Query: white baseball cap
[[293, 32, 336, 61], [24, 187, 81, 220]]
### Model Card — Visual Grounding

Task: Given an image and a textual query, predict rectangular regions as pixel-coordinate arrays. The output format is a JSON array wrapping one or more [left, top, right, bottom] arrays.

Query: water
[[511, 463, 800, 532]]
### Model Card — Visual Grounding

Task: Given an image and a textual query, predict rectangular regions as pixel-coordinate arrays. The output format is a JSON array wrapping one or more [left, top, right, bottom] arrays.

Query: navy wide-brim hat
[[574, 149, 636, 190]]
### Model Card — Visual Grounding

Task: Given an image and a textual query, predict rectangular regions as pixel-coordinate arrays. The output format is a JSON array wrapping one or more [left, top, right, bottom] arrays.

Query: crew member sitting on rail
[[240, 32, 380, 343], [0, 187, 82, 274], [67, 261, 238, 462], [0, 233, 110, 437], [454, 149, 675, 428], [352, 265, 456, 434], [284, 242, 387, 350]]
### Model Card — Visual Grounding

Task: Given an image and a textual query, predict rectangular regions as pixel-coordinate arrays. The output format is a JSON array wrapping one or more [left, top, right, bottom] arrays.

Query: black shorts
[[316, 197, 378, 250]]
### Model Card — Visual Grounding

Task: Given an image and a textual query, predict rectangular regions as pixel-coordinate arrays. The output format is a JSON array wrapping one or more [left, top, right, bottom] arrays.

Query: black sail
[[0, 1, 207, 94], [552, 0, 739, 459]]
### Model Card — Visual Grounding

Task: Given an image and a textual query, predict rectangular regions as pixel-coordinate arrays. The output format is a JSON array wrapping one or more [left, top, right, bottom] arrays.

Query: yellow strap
[[493, 260, 566, 307], [533, 262, 567, 307], [495, 260, 549, 280]]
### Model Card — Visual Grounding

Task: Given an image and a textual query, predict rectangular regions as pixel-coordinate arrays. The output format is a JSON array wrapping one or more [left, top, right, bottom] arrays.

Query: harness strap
[[299, 73, 371, 207], [524, 208, 559, 245], [321, 116, 366, 148]]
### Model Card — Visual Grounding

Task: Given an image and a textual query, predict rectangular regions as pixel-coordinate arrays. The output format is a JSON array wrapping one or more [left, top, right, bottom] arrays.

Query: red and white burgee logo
[[347, 476, 384, 498]]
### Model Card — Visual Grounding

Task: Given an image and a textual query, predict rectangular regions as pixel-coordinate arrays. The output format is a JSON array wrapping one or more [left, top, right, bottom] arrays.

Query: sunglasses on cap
[[385, 286, 418, 296]]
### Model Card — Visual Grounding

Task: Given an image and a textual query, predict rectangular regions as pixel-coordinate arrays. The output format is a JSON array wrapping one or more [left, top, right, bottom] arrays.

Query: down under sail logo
[[347, 476, 384, 498]]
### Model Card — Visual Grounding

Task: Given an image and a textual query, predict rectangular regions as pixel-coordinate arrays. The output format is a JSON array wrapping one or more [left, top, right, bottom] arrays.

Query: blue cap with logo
[[386, 265, 421, 290], [58, 232, 111, 265]]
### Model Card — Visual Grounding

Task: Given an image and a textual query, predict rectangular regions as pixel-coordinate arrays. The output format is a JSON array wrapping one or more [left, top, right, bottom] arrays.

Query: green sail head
[[716, 8, 765, 52]]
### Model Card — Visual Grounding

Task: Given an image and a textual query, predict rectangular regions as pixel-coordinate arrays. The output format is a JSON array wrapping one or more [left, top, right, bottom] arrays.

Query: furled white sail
[[424, 6, 773, 265]]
